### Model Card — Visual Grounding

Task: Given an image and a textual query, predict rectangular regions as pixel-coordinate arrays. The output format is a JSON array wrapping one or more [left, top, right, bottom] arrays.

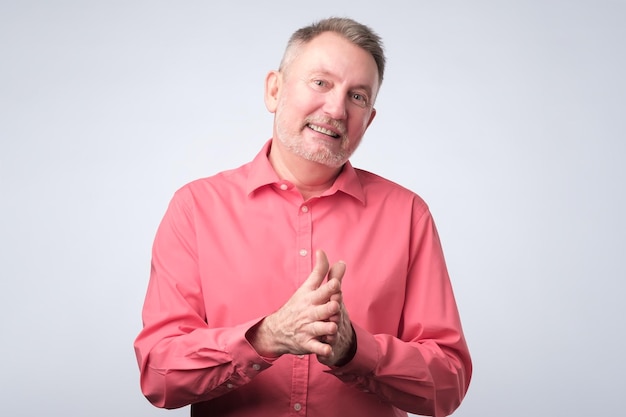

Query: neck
[[268, 142, 342, 200]]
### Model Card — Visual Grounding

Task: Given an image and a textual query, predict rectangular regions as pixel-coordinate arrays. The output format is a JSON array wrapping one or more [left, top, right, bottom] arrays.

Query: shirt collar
[[245, 139, 366, 205]]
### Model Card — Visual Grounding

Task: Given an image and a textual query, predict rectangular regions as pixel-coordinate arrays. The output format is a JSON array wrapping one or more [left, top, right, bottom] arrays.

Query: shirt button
[[252, 363, 261, 371], [226, 383, 234, 389], [297, 354, 304, 359], [280, 183, 288, 191], [301, 205, 309, 213], [299, 249, 308, 256], [294, 403, 302, 411]]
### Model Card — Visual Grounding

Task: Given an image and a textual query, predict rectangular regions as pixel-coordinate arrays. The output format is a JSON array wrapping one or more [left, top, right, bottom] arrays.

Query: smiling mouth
[[307, 123, 340, 139]]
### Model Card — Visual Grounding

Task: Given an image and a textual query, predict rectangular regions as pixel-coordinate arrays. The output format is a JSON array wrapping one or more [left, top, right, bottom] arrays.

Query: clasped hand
[[251, 250, 354, 366]]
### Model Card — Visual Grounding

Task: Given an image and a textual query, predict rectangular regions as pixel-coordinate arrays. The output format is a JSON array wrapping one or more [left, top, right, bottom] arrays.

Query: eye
[[312, 79, 328, 88], [350, 92, 369, 108]]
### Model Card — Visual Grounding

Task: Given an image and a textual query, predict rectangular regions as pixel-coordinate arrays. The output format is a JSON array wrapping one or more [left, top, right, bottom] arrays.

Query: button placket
[[290, 354, 309, 415], [295, 201, 313, 286]]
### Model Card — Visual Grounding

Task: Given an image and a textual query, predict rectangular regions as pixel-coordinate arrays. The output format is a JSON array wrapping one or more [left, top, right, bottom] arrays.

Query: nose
[[323, 89, 347, 120]]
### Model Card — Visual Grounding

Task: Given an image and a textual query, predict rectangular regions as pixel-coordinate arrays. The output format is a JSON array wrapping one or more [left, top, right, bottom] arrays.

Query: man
[[134, 17, 472, 417]]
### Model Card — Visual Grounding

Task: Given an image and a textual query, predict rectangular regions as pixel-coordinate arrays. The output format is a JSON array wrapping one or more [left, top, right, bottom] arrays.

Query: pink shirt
[[134, 140, 472, 417]]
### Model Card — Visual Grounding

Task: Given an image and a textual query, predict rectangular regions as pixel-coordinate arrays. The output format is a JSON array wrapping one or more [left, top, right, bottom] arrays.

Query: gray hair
[[279, 17, 386, 86]]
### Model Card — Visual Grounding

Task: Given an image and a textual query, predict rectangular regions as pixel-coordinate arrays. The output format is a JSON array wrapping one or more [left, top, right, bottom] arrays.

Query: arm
[[133, 191, 273, 409], [330, 323, 470, 417], [326, 210, 472, 417]]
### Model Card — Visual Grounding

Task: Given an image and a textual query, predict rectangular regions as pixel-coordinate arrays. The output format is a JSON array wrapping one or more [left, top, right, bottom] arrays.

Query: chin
[[276, 132, 352, 167], [305, 149, 350, 168]]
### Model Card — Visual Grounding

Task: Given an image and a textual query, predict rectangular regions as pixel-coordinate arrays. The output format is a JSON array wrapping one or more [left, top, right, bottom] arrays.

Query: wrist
[[332, 325, 357, 367], [245, 317, 282, 358]]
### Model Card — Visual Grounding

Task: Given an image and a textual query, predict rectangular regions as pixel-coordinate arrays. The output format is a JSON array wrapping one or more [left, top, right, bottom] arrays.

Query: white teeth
[[308, 124, 339, 138]]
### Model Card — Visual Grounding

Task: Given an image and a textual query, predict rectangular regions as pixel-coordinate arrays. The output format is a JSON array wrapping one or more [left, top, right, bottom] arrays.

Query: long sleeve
[[328, 204, 472, 417], [133, 190, 272, 409]]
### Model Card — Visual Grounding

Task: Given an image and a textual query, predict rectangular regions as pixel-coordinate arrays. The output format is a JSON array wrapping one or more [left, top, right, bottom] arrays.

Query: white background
[[1, 1, 624, 416]]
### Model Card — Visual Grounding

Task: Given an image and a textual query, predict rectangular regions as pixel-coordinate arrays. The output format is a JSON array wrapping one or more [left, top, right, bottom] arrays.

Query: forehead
[[288, 32, 379, 89]]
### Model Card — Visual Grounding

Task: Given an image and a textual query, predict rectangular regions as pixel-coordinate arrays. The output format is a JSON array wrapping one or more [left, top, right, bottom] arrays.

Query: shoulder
[[171, 162, 252, 205], [354, 167, 429, 212]]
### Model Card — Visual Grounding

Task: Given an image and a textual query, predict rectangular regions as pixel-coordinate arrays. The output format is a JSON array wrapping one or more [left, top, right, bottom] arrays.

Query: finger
[[326, 261, 346, 303], [327, 311, 341, 324], [302, 250, 329, 290], [328, 260, 346, 284], [311, 280, 342, 306], [308, 339, 333, 357], [311, 300, 340, 322], [312, 320, 337, 338]]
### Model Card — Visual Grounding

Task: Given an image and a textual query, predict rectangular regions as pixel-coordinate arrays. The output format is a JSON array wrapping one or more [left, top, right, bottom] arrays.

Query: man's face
[[265, 31, 379, 168]]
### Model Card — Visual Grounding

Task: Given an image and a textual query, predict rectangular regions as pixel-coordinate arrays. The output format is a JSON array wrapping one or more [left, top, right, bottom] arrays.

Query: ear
[[366, 107, 377, 129], [264, 70, 281, 113]]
